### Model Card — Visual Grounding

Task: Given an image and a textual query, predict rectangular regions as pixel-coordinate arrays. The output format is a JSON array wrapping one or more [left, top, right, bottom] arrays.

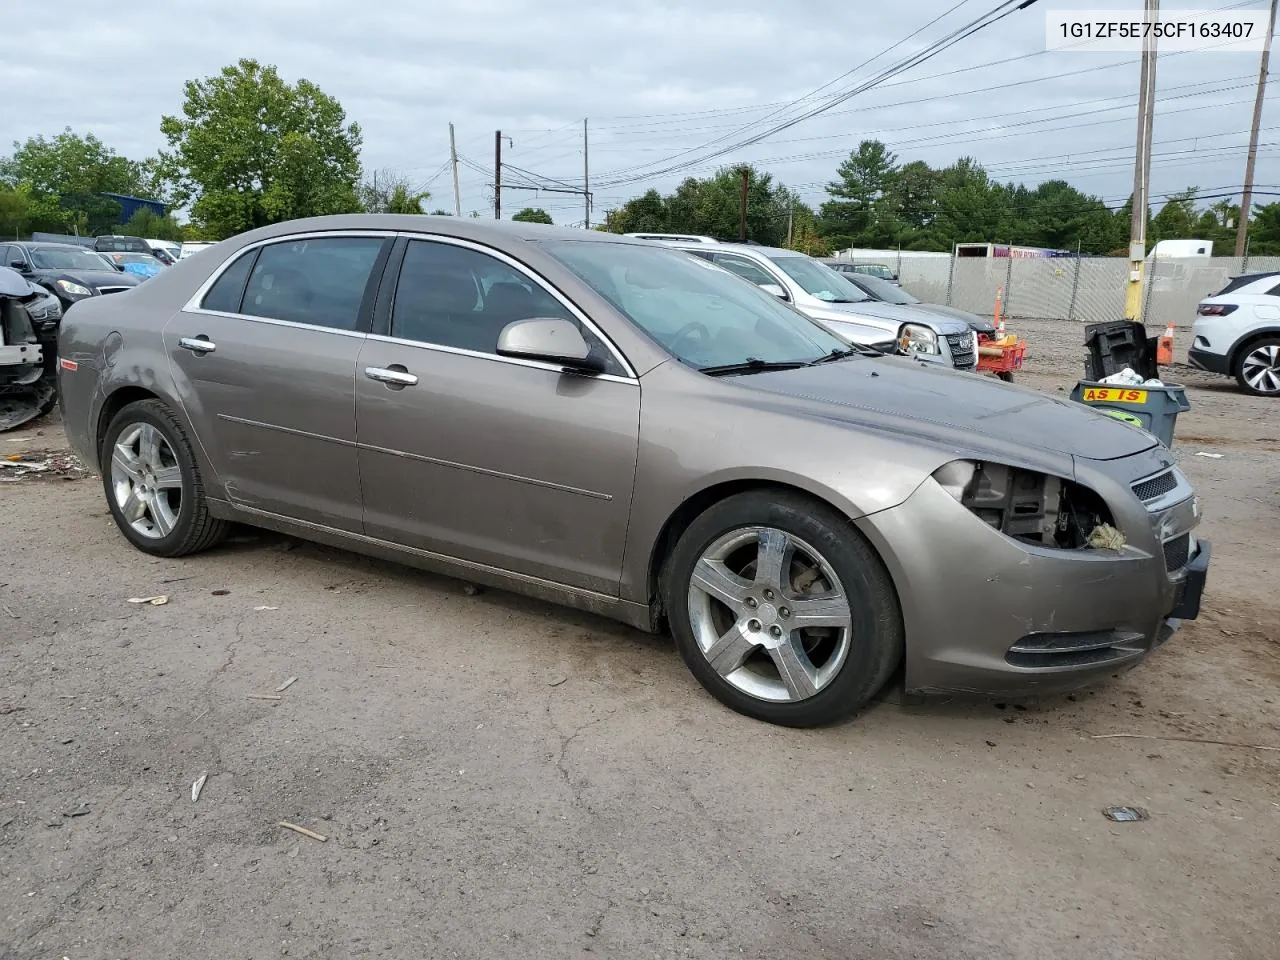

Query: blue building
[[100, 192, 167, 222]]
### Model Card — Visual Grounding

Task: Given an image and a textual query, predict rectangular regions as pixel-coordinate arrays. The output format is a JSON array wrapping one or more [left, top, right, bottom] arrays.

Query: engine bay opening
[[938, 462, 1115, 549]]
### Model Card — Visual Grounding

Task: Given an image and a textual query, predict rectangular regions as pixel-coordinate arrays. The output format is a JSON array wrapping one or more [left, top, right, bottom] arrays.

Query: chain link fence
[[896, 254, 1280, 325]]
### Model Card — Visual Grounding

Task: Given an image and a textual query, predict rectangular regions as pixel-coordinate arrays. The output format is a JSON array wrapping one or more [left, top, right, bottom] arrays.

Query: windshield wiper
[[698, 357, 809, 377], [807, 347, 860, 365]]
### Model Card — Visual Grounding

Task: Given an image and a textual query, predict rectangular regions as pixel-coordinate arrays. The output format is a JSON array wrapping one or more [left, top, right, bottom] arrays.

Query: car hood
[[908, 303, 996, 333], [32, 268, 139, 290], [819, 299, 972, 335], [739, 356, 1157, 463]]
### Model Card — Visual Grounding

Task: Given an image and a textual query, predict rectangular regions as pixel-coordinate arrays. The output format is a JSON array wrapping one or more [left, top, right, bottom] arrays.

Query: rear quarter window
[[200, 250, 257, 314]]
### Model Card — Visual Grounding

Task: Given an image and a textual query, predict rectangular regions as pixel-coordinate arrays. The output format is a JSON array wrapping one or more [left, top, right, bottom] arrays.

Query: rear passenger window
[[242, 236, 384, 331], [201, 250, 256, 313], [1267, 282, 1280, 297]]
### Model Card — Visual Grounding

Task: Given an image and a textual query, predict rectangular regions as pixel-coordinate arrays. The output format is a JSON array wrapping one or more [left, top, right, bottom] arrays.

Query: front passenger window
[[392, 240, 573, 354], [712, 254, 777, 288]]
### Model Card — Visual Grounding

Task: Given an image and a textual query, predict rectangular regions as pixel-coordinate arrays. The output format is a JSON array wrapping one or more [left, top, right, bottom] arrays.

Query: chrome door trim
[[178, 337, 216, 353], [364, 333, 638, 386]]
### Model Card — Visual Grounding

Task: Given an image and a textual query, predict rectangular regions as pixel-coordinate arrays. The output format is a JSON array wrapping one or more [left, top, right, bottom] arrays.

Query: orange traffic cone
[[1157, 319, 1175, 366]]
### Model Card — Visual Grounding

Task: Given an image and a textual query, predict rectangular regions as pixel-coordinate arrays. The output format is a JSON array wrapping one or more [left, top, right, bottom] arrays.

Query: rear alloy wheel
[[102, 399, 229, 556], [664, 491, 903, 727], [1235, 337, 1280, 396]]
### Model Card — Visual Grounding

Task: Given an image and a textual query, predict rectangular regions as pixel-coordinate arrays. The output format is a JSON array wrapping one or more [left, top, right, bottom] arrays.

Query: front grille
[[945, 332, 976, 369], [1132, 469, 1178, 502], [1163, 533, 1191, 573], [96, 286, 129, 295]]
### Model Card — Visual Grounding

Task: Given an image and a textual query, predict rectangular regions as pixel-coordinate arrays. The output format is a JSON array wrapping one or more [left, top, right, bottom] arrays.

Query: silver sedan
[[57, 216, 1209, 727]]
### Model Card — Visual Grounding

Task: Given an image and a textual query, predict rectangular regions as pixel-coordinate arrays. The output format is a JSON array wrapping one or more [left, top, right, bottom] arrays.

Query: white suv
[[665, 241, 978, 372], [1189, 272, 1280, 396]]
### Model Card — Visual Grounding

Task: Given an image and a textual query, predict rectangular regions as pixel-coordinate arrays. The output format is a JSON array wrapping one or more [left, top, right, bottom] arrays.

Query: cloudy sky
[[4, 0, 1275, 225]]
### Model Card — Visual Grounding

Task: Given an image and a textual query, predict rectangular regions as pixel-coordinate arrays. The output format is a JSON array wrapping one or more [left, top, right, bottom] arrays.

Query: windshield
[[766, 255, 869, 303], [30, 248, 114, 271], [540, 240, 851, 370], [854, 274, 918, 305]]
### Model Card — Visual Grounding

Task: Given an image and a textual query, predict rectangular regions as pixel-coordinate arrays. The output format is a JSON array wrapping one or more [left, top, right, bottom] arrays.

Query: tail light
[[1197, 303, 1237, 316]]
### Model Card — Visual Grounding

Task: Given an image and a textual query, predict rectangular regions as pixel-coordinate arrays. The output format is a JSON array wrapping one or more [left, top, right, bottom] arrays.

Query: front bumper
[[857, 464, 1209, 697]]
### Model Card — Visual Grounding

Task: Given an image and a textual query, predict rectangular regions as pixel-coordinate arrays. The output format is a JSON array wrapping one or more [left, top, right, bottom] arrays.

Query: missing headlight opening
[[934, 461, 1114, 549]]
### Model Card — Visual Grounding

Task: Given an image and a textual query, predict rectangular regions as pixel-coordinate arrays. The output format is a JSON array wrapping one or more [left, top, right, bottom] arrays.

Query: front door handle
[[364, 366, 419, 387], [179, 336, 216, 354]]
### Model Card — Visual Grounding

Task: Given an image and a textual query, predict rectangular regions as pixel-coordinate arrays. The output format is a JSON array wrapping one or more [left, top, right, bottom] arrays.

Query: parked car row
[[53, 215, 1209, 727]]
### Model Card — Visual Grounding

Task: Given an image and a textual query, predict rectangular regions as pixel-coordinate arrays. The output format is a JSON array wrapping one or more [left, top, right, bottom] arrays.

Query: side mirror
[[759, 283, 788, 300], [496, 317, 605, 373], [10, 259, 28, 271]]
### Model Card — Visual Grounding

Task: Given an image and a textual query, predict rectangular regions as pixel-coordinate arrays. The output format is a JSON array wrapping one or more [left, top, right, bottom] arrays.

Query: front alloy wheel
[[688, 527, 852, 703], [665, 491, 903, 727]]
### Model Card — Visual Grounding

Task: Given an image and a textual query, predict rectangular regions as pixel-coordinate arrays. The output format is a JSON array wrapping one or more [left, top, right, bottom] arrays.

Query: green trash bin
[[1069, 380, 1190, 447]]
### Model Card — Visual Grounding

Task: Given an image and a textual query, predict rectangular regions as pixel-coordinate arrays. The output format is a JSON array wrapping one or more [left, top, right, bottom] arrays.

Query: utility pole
[[583, 118, 590, 230], [449, 122, 462, 218], [1125, 0, 1159, 323], [1236, 0, 1277, 257], [786, 201, 795, 248], [494, 130, 502, 220], [738, 167, 749, 241]]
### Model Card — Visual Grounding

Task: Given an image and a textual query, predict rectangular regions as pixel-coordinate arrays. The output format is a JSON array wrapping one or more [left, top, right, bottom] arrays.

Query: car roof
[[228, 214, 645, 248], [668, 239, 804, 259], [21, 242, 92, 251]]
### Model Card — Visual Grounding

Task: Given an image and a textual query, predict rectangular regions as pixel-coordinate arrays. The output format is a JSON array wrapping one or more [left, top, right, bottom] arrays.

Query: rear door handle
[[364, 366, 419, 387], [179, 336, 216, 354]]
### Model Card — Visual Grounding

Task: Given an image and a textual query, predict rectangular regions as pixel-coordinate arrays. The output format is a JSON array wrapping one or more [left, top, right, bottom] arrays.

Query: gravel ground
[[2, 323, 1278, 960]]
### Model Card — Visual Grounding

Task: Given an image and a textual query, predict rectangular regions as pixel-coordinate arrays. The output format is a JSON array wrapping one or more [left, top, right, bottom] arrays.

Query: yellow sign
[[1082, 387, 1148, 404]]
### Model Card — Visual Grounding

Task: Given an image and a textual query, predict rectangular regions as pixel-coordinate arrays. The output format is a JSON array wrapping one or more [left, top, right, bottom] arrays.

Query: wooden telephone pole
[[1124, 0, 1159, 323], [1235, 0, 1278, 258]]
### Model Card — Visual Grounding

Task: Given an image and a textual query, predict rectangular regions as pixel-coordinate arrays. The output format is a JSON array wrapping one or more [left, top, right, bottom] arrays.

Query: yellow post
[[1124, 246, 1145, 322]]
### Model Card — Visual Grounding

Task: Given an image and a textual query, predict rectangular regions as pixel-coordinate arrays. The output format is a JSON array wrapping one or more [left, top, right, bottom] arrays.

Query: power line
[[590, 0, 1044, 189]]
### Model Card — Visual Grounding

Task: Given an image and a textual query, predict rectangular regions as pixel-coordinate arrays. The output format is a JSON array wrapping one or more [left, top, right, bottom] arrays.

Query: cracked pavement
[[2, 324, 1279, 959]]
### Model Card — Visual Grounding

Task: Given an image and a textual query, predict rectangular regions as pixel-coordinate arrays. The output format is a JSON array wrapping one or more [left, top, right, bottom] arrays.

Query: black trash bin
[[1083, 321, 1160, 381]]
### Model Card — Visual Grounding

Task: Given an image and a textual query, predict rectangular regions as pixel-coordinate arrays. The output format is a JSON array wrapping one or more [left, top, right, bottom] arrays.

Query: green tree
[[1248, 201, 1280, 255], [0, 184, 32, 239], [819, 140, 899, 246], [602, 189, 668, 233], [359, 169, 429, 214], [1151, 187, 1199, 242], [121, 207, 184, 242], [0, 129, 149, 235], [160, 58, 362, 239], [512, 207, 554, 224]]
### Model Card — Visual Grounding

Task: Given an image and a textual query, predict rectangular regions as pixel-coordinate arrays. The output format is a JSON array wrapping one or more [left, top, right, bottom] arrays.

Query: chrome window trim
[[390, 232, 638, 380], [364, 333, 637, 386], [186, 309, 369, 340], [182, 230, 399, 315], [179, 228, 638, 379]]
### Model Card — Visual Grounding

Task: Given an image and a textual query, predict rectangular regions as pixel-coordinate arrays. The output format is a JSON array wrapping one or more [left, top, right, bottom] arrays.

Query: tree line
[[3, 57, 1276, 257], [601, 138, 1280, 256]]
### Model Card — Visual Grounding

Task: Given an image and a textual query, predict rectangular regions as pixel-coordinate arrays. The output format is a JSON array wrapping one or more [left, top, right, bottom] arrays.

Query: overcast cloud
[[3, 0, 1274, 225]]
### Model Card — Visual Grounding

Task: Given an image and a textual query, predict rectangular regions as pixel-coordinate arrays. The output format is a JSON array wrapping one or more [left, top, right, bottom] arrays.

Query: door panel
[[356, 343, 640, 594], [165, 313, 366, 530], [353, 236, 640, 594], [163, 234, 390, 531]]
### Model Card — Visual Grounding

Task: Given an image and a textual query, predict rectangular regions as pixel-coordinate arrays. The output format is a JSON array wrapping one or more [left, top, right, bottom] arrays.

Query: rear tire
[[1234, 337, 1280, 396], [101, 399, 229, 557], [662, 490, 903, 727]]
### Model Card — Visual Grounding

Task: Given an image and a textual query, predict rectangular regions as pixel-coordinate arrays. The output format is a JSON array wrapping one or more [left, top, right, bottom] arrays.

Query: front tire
[[101, 399, 229, 557], [1234, 337, 1280, 396], [663, 491, 903, 727]]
